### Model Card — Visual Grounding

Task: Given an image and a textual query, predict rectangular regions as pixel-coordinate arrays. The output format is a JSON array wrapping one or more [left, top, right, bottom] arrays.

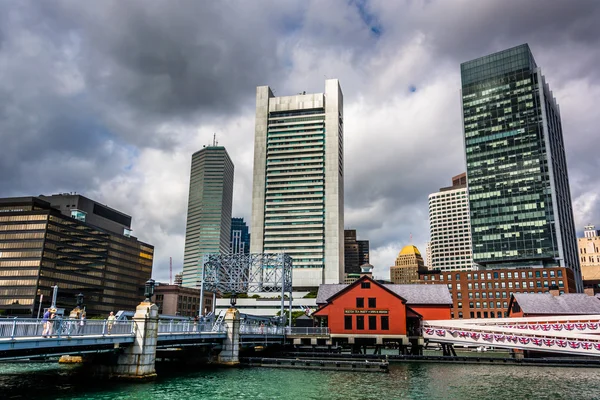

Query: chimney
[[548, 284, 560, 297]]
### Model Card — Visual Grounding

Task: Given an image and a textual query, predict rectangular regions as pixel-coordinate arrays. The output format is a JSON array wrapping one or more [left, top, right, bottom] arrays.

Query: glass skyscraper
[[230, 217, 250, 254], [461, 44, 582, 291], [251, 80, 344, 289], [182, 146, 234, 288]]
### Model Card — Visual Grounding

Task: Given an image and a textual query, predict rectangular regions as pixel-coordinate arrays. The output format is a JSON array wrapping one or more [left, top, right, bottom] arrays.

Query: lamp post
[[144, 279, 156, 303], [76, 293, 84, 309], [50, 285, 58, 311]]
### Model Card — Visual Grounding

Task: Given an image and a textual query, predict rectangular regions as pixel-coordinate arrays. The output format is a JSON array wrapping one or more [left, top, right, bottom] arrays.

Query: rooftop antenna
[[213, 133, 216, 146], [169, 257, 173, 285]]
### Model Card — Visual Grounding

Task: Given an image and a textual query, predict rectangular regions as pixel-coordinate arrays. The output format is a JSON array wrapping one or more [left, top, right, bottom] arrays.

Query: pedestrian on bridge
[[41, 309, 51, 337], [76, 311, 86, 335], [107, 311, 116, 334]]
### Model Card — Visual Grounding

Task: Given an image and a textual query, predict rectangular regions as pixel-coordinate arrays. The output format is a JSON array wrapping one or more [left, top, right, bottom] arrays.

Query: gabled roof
[[511, 293, 600, 315], [316, 282, 453, 306]]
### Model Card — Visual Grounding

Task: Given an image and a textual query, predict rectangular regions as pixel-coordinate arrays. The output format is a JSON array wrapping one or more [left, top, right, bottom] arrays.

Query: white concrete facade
[[428, 186, 473, 271], [250, 80, 344, 289]]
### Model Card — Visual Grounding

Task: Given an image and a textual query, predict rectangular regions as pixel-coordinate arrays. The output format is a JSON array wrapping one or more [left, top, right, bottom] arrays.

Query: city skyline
[[1, 1, 600, 282]]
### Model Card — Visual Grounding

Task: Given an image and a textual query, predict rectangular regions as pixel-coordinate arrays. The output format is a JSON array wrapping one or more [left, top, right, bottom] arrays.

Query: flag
[[543, 339, 555, 347], [568, 341, 580, 349], [518, 337, 530, 345], [531, 338, 543, 346], [435, 329, 446, 337]]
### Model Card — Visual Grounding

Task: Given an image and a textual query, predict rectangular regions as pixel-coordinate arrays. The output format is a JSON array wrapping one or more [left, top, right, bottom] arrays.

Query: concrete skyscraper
[[461, 44, 581, 291], [428, 173, 473, 272], [182, 145, 234, 288], [251, 79, 344, 289]]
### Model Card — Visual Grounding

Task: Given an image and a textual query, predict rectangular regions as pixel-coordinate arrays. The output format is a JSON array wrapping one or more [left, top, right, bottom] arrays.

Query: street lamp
[[144, 279, 156, 303], [76, 293, 84, 309]]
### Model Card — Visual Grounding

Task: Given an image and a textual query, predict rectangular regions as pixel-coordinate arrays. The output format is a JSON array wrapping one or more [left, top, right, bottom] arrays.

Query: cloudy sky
[[1, 0, 600, 281]]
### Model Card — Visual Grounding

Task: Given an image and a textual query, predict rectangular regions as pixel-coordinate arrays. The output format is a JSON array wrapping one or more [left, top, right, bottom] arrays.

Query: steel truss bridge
[[423, 315, 600, 357], [0, 318, 286, 361]]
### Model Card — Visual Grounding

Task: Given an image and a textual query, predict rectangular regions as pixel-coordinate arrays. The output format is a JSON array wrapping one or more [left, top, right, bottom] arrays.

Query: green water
[[0, 361, 599, 399]]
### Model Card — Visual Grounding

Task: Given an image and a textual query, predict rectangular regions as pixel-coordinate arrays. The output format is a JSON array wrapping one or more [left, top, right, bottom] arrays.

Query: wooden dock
[[243, 357, 389, 373]]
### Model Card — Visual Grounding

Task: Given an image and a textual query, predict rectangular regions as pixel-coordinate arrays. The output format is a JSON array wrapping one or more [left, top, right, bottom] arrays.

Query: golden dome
[[399, 245, 421, 257]]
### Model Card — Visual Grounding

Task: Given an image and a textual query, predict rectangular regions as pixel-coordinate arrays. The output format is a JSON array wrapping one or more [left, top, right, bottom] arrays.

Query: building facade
[[231, 217, 250, 255], [154, 284, 213, 317], [250, 79, 344, 289], [578, 225, 600, 293], [390, 245, 426, 284], [358, 239, 370, 267], [420, 266, 576, 319], [182, 146, 234, 288], [428, 173, 473, 272], [461, 44, 581, 291], [0, 197, 153, 317]]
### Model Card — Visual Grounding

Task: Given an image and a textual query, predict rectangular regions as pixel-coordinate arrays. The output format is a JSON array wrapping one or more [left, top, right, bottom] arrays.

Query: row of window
[[344, 315, 389, 331]]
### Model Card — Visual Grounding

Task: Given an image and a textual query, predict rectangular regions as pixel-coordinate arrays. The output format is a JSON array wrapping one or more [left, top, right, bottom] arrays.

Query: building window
[[457, 283, 461, 290], [368, 298, 376, 308], [356, 298, 364, 308], [356, 316, 365, 330], [456, 273, 460, 280], [557, 270, 563, 278], [458, 312, 463, 319], [457, 302, 463, 308], [344, 316, 352, 330], [381, 316, 389, 330], [368, 316, 377, 330], [361, 282, 371, 289]]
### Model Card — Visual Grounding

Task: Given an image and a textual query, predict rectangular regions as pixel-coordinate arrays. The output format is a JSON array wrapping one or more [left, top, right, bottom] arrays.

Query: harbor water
[[1, 360, 599, 400]]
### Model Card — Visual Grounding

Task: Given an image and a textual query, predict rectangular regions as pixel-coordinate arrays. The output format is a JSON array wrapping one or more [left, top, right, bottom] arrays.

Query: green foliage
[[276, 310, 308, 325], [303, 291, 318, 298]]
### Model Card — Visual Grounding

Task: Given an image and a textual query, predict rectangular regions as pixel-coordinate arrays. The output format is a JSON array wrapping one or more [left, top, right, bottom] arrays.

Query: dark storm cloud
[[1, 0, 599, 280]]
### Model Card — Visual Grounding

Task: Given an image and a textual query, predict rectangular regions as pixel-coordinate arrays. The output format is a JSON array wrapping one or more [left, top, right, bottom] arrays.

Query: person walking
[[41, 309, 51, 337], [76, 311, 86, 335], [107, 311, 116, 334]]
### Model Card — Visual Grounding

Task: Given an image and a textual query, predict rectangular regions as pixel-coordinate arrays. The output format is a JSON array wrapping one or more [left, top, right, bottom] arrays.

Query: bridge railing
[[284, 327, 330, 336], [156, 320, 226, 334], [239, 324, 285, 335], [0, 318, 135, 339]]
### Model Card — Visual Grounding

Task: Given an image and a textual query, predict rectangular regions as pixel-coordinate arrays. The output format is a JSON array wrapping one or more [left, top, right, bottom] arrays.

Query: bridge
[[423, 315, 600, 357]]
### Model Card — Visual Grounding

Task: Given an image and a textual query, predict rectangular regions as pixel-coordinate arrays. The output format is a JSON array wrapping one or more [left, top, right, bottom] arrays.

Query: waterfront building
[[231, 217, 250, 255], [182, 145, 234, 288], [0, 196, 153, 317], [313, 276, 452, 346], [578, 225, 600, 295], [419, 266, 576, 319], [250, 79, 344, 289], [508, 292, 600, 318], [154, 284, 213, 317], [428, 173, 473, 272], [390, 245, 426, 284], [461, 44, 581, 291]]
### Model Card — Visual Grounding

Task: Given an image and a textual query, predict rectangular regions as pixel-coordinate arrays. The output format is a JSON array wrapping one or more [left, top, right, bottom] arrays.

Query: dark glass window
[[356, 298, 364, 308], [368, 316, 377, 330], [356, 316, 364, 330], [344, 316, 352, 330], [361, 281, 370, 289], [368, 298, 376, 308], [380, 316, 389, 330]]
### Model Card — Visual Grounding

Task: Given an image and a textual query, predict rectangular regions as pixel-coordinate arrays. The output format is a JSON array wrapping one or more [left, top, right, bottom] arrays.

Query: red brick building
[[313, 276, 452, 346], [420, 267, 576, 319], [154, 284, 213, 317]]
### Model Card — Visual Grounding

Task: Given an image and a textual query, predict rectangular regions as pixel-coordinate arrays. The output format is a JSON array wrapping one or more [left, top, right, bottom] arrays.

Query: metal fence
[[157, 320, 226, 334], [285, 327, 330, 336], [239, 323, 285, 335]]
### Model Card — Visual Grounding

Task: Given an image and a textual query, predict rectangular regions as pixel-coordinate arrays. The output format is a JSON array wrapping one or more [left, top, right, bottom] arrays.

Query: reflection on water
[[0, 360, 598, 399]]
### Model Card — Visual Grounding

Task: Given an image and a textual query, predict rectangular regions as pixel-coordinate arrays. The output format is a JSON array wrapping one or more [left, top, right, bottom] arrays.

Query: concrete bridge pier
[[113, 301, 159, 380], [218, 307, 240, 366]]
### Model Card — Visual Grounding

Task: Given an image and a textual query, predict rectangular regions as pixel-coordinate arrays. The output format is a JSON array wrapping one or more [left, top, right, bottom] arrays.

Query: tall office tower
[[344, 230, 360, 274], [251, 79, 344, 289], [425, 241, 432, 268], [428, 173, 473, 272], [182, 145, 234, 288], [358, 239, 370, 266], [390, 245, 426, 284], [231, 217, 250, 254], [461, 44, 581, 291]]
